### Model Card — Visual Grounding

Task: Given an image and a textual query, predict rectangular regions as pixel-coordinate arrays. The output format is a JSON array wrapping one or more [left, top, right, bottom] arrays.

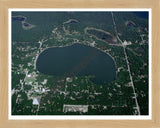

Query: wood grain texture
[[0, 0, 160, 128]]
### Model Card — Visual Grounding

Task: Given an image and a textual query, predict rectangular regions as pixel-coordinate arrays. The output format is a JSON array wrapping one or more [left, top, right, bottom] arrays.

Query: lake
[[12, 16, 25, 22], [36, 43, 116, 85], [86, 29, 117, 44], [132, 12, 149, 19]]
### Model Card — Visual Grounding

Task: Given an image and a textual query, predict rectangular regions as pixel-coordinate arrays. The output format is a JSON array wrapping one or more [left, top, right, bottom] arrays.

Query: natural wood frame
[[0, 0, 160, 127]]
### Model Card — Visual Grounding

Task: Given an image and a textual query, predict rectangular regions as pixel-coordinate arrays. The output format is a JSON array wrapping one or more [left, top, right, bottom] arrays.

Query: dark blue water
[[127, 22, 136, 27], [12, 16, 25, 21], [70, 21, 78, 23], [132, 12, 149, 19], [23, 23, 29, 27], [36, 43, 116, 85]]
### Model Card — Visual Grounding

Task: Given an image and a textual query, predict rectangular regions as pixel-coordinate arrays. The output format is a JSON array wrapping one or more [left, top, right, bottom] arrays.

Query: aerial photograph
[[11, 10, 149, 116]]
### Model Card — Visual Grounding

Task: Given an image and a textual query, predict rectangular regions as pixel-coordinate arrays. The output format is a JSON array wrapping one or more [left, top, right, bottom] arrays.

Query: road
[[111, 12, 141, 115]]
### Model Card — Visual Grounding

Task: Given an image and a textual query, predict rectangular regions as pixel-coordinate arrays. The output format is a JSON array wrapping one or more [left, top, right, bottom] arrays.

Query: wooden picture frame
[[0, 0, 159, 128]]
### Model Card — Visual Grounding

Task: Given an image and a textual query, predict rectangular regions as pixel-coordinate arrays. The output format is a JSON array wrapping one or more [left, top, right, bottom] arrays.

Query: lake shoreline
[[35, 43, 117, 85]]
